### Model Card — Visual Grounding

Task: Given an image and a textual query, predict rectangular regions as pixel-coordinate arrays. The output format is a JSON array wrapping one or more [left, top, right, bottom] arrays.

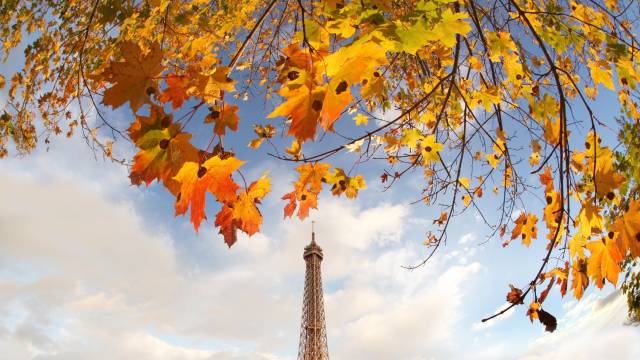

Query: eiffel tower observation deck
[[297, 223, 330, 360]]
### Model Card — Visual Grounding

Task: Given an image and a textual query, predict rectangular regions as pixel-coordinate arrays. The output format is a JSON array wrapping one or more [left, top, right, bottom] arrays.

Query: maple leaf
[[215, 205, 237, 247], [506, 284, 524, 304], [353, 113, 368, 126], [486, 152, 501, 168], [324, 36, 390, 85], [320, 79, 352, 131], [571, 258, 589, 299], [211, 173, 272, 247], [588, 59, 615, 90], [286, 139, 302, 158], [421, 135, 443, 164], [586, 235, 623, 288], [282, 163, 330, 219], [539, 166, 554, 193], [543, 190, 563, 239], [205, 103, 239, 136], [401, 128, 423, 151], [268, 85, 326, 142], [189, 67, 236, 104], [612, 199, 640, 257], [592, 147, 625, 198], [173, 156, 244, 232], [325, 168, 366, 198], [128, 106, 199, 194], [529, 140, 541, 166], [159, 74, 189, 109], [527, 301, 540, 322], [248, 124, 276, 149], [361, 71, 386, 103], [462, 194, 472, 207], [428, 9, 472, 48], [434, 211, 448, 226], [232, 174, 271, 237], [102, 41, 163, 111], [458, 177, 470, 189], [543, 118, 561, 146], [511, 212, 538, 246], [537, 309, 557, 332], [570, 200, 603, 259], [394, 18, 430, 55]]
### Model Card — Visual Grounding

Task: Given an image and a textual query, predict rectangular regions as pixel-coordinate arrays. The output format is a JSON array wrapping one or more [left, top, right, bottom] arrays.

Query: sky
[[1, 92, 640, 360], [1, 19, 640, 360]]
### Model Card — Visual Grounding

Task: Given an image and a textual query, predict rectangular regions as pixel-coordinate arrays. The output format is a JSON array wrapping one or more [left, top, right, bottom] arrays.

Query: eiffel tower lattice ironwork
[[297, 222, 330, 360]]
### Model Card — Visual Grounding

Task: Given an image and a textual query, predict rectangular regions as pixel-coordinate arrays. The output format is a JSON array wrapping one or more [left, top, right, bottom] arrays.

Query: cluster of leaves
[[2, 0, 640, 329], [615, 119, 640, 321]]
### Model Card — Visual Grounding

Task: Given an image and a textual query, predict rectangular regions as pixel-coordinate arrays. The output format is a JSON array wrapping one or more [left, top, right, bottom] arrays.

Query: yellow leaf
[[233, 174, 271, 236], [458, 177, 470, 189], [401, 128, 422, 150], [354, 113, 369, 126], [588, 59, 615, 90], [486, 152, 501, 168], [511, 212, 539, 246], [428, 9, 472, 48], [421, 135, 443, 164], [286, 139, 301, 157], [571, 258, 589, 299], [586, 236, 623, 288], [612, 199, 640, 257]]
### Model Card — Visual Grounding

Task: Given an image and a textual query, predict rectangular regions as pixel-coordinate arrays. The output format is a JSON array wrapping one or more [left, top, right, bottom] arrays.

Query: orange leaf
[[268, 85, 326, 142], [612, 199, 640, 257], [282, 163, 330, 219], [173, 156, 244, 232], [102, 41, 163, 111], [319, 79, 352, 130], [128, 106, 199, 195], [206, 103, 239, 136], [232, 174, 271, 236], [571, 258, 589, 299], [215, 205, 238, 247], [511, 212, 538, 246], [159, 74, 189, 109], [586, 235, 623, 288]]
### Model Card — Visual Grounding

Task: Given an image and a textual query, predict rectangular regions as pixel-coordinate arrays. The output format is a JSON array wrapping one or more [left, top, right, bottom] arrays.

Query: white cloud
[[458, 232, 476, 245], [0, 140, 488, 360], [333, 263, 481, 360], [520, 292, 640, 360], [371, 107, 401, 127]]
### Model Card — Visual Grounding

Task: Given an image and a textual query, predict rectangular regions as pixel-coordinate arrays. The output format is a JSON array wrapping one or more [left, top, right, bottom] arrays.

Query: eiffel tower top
[[304, 221, 323, 260]]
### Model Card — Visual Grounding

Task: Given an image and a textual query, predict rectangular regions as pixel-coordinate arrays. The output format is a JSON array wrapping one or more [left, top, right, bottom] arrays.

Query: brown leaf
[[506, 284, 524, 305], [537, 309, 557, 332]]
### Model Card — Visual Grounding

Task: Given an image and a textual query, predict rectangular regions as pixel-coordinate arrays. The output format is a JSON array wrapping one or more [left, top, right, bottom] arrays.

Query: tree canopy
[[1, 0, 640, 330]]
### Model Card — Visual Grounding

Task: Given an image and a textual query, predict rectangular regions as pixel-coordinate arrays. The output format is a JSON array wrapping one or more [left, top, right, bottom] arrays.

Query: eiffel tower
[[297, 222, 330, 360]]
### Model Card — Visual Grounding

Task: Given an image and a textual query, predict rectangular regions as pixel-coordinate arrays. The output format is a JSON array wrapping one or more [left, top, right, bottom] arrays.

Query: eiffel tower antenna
[[297, 221, 329, 360]]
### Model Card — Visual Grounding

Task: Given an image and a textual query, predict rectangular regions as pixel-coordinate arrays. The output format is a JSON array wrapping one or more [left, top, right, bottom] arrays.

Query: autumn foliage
[[2, 0, 640, 329]]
